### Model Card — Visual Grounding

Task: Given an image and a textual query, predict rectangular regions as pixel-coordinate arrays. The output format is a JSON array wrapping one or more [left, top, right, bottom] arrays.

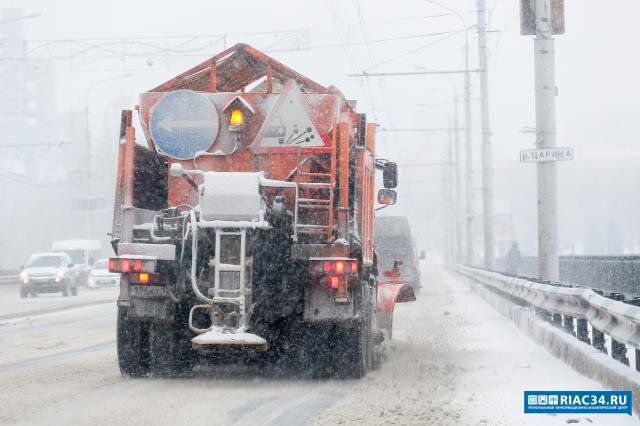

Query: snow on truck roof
[[51, 239, 102, 250]]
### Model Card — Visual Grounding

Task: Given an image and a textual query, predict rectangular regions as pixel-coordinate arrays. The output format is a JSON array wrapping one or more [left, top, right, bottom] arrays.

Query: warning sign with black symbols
[[252, 80, 325, 152]]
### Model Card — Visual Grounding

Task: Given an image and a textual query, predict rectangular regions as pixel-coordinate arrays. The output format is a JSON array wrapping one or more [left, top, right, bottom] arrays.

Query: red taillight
[[311, 259, 359, 275], [121, 259, 131, 273], [108, 257, 156, 274], [325, 275, 340, 289]]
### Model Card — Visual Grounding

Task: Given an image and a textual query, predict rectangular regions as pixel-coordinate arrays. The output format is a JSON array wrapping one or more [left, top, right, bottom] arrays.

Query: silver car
[[20, 252, 78, 297], [88, 259, 120, 288]]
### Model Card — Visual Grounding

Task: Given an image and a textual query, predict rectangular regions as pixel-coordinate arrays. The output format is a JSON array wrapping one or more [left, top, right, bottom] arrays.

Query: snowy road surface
[[0, 284, 117, 320], [0, 265, 636, 425]]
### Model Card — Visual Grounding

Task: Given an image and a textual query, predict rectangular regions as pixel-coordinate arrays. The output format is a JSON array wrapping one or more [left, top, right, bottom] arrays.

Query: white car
[[88, 259, 120, 288], [20, 252, 79, 298]]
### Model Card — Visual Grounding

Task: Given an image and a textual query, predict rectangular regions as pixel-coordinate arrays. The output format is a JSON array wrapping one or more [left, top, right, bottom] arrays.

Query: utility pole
[[448, 125, 457, 263], [534, 0, 559, 281], [444, 129, 454, 263], [453, 95, 463, 264], [350, 62, 477, 266], [463, 31, 474, 266], [476, 0, 495, 269], [419, 2, 476, 266], [412, 104, 458, 264], [381, 126, 459, 262]]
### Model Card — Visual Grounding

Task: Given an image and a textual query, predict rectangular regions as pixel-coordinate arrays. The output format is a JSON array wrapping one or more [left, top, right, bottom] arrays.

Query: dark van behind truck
[[374, 216, 424, 292]]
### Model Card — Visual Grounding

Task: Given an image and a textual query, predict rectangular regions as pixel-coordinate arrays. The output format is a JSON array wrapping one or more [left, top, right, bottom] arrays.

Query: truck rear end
[[110, 44, 408, 378]]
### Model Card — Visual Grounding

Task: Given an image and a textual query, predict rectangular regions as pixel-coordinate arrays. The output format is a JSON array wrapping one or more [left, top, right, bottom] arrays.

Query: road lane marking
[[0, 339, 115, 373], [0, 299, 115, 322]]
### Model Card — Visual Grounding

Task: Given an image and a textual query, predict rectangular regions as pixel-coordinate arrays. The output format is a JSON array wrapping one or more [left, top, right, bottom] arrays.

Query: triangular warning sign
[[252, 80, 325, 152]]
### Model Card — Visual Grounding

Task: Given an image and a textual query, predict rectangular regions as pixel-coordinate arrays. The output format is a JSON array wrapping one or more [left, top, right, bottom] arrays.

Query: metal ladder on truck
[[190, 227, 267, 349], [293, 146, 336, 243]]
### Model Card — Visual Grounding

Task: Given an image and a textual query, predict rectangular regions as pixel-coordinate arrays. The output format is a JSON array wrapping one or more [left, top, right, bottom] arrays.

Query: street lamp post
[[414, 68, 465, 265], [475, 0, 495, 269], [417, 102, 457, 263], [423, 0, 476, 266]]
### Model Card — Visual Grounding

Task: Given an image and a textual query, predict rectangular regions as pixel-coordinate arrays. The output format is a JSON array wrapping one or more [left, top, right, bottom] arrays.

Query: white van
[[51, 239, 102, 286]]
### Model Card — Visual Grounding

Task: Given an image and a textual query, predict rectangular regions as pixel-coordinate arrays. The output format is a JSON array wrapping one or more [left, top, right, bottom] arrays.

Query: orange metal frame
[[115, 43, 377, 265]]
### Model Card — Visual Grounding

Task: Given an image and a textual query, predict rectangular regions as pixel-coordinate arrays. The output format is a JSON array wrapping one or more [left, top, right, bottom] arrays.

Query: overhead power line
[[348, 69, 478, 77]]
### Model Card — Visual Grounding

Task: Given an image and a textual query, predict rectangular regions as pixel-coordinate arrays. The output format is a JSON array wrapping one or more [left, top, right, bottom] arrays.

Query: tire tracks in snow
[[0, 339, 115, 373], [0, 299, 114, 322], [232, 381, 353, 425]]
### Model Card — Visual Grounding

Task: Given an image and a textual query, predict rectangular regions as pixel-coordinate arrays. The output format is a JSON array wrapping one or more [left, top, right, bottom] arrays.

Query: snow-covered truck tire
[[338, 284, 374, 379], [336, 325, 368, 379], [304, 282, 374, 379], [148, 321, 193, 377], [117, 307, 150, 377]]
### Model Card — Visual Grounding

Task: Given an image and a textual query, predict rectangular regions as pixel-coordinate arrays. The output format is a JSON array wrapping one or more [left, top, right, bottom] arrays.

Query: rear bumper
[[118, 283, 175, 321], [88, 276, 119, 287]]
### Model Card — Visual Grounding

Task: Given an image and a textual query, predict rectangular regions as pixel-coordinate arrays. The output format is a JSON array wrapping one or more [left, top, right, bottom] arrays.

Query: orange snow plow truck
[[110, 44, 413, 378]]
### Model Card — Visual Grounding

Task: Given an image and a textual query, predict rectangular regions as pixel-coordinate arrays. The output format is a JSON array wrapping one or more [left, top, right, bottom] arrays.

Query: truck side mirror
[[377, 189, 397, 205], [383, 162, 397, 188]]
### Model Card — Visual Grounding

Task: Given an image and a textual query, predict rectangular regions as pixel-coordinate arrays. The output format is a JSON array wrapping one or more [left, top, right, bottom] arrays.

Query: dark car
[[374, 216, 424, 291]]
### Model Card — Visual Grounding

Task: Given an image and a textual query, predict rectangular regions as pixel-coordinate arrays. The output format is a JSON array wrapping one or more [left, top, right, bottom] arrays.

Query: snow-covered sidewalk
[[313, 264, 638, 425]]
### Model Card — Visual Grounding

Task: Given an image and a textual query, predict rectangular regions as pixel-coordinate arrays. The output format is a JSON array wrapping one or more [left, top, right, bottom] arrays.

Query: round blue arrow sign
[[149, 89, 219, 160]]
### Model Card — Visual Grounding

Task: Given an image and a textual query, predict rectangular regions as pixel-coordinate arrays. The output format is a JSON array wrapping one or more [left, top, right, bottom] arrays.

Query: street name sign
[[520, 147, 574, 163]]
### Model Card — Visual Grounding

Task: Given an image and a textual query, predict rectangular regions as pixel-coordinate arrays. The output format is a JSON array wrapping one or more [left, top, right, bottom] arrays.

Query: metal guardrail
[[456, 265, 640, 371], [0, 276, 17, 285], [492, 255, 640, 297], [0, 270, 18, 285]]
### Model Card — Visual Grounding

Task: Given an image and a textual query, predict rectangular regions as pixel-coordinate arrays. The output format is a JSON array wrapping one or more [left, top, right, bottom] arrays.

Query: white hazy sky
[[4, 0, 640, 256]]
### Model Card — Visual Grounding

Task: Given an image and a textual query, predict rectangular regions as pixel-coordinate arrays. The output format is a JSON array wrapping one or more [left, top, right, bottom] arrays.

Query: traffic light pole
[[534, 0, 559, 281]]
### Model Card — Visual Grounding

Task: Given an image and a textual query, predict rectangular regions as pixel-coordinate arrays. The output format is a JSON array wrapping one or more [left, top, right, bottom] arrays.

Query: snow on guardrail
[[455, 265, 640, 371]]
